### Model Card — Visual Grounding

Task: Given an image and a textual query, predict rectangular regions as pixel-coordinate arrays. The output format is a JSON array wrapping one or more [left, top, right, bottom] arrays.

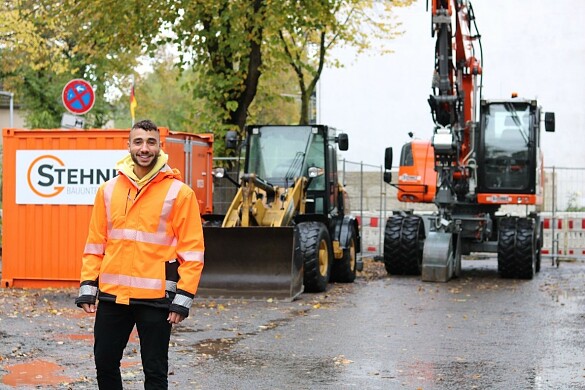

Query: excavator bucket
[[198, 226, 303, 300]]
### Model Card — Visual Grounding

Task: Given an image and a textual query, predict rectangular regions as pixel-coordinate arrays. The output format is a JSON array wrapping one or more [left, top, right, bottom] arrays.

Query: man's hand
[[167, 311, 186, 324], [81, 303, 96, 313]]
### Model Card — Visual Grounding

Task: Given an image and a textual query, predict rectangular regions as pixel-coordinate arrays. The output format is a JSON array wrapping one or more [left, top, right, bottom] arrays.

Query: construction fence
[[340, 161, 585, 263], [211, 157, 585, 263]]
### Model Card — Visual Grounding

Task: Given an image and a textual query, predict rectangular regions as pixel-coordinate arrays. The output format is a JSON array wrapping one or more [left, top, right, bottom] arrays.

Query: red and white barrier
[[354, 212, 585, 260], [541, 213, 585, 259], [355, 214, 382, 255]]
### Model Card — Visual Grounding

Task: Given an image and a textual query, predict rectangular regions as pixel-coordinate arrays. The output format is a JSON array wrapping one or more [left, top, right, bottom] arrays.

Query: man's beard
[[132, 152, 159, 172]]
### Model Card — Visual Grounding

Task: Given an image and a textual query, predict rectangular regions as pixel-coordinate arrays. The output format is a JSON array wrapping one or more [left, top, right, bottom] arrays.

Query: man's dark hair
[[132, 119, 158, 132]]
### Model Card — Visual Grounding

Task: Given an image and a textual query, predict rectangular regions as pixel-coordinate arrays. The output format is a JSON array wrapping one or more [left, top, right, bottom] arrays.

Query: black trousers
[[94, 301, 172, 390]]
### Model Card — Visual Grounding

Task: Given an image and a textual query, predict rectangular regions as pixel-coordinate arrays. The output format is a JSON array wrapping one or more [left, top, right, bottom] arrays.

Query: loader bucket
[[198, 226, 303, 300]]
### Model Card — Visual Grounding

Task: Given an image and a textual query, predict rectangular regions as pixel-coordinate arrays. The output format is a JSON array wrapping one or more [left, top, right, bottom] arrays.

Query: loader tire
[[331, 225, 357, 283], [298, 222, 332, 293], [498, 217, 536, 279], [383, 215, 424, 275]]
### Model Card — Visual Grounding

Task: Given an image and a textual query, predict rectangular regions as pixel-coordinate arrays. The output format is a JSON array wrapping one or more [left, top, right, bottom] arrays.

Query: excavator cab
[[477, 98, 554, 203]]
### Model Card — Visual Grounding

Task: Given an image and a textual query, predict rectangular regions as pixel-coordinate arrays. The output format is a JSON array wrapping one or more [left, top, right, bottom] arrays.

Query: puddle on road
[[54, 329, 139, 344], [188, 315, 302, 358], [195, 337, 239, 356], [56, 333, 94, 342], [2, 360, 74, 387], [121, 360, 141, 368]]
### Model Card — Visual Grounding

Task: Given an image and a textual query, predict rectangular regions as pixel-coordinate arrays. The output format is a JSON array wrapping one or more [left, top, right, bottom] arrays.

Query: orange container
[[166, 131, 214, 215], [1, 128, 213, 288]]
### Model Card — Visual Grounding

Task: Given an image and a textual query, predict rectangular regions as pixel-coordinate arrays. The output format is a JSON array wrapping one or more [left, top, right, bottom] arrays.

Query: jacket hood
[[116, 150, 181, 187]]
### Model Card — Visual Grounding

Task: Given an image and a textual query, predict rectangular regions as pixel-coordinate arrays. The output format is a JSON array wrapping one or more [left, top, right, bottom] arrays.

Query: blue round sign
[[62, 79, 95, 115]]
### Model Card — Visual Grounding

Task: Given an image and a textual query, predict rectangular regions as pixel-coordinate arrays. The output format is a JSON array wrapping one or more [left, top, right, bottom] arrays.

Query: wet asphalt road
[[179, 257, 585, 390], [1, 257, 585, 389]]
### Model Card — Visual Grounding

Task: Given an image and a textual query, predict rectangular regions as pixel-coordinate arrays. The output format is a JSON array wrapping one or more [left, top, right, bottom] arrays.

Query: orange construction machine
[[383, 0, 555, 282]]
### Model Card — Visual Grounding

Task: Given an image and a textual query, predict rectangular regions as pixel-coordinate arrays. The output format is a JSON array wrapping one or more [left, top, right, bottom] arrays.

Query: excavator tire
[[383, 214, 403, 274], [498, 217, 536, 279], [384, 215, 424, 275], [331, 224, 357, 283], [535, 220, 543, 273], [298, 221, 332, 293], [497, 217, 514, 277]]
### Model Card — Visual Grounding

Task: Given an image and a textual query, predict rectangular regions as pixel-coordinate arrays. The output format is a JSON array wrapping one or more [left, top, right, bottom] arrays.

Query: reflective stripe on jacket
[[79, 165, 204, 307]]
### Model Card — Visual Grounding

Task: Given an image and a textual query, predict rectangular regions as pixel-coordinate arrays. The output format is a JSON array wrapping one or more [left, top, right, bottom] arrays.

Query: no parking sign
[[62, 79, 95, 115]]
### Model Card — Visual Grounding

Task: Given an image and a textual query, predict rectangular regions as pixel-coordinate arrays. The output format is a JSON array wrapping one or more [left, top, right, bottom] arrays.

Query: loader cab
[[245, 125, 310, 187], [300, 127, 345, 216], [477, 99, 545, 194], [243, 125, 344, 216]]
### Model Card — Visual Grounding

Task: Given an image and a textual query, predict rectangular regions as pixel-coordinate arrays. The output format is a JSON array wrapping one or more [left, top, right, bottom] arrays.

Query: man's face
[[128, 128, 160, 175]]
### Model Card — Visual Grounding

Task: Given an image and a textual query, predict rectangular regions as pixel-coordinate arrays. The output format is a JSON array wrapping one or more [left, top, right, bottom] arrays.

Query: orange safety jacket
[[75, 165, 204, 317]]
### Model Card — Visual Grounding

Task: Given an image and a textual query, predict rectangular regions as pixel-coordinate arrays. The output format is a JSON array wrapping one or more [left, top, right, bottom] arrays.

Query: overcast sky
[[319, 0, 585, 169]]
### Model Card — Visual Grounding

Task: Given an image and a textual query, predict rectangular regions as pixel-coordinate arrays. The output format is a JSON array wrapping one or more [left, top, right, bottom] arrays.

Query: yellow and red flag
[[130, 80, 138, 125]]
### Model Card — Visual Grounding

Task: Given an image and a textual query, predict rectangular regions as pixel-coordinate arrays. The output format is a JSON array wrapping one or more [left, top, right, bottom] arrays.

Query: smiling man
[[75, 119, 205, 389]]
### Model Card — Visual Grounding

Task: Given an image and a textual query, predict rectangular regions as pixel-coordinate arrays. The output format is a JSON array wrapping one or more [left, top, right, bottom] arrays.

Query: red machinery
[[383, 0, 555, 281]]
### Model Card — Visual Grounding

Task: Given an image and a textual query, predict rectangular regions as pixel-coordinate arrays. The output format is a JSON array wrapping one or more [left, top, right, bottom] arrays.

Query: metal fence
[[210, 157, 585, 263], [339, 161, 585, 263]]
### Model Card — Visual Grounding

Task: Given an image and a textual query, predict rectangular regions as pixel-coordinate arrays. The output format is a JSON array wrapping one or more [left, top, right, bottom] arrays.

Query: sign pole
[[130, 75, 137, 127]]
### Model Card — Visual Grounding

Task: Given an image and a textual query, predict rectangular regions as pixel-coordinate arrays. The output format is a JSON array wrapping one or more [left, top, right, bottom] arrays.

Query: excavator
[[383, 0, 555, 282], [199, 124, 361, 299]]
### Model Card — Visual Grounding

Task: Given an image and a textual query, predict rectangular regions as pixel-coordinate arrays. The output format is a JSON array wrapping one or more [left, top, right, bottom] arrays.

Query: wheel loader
[[199, 124, 362, 299]]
